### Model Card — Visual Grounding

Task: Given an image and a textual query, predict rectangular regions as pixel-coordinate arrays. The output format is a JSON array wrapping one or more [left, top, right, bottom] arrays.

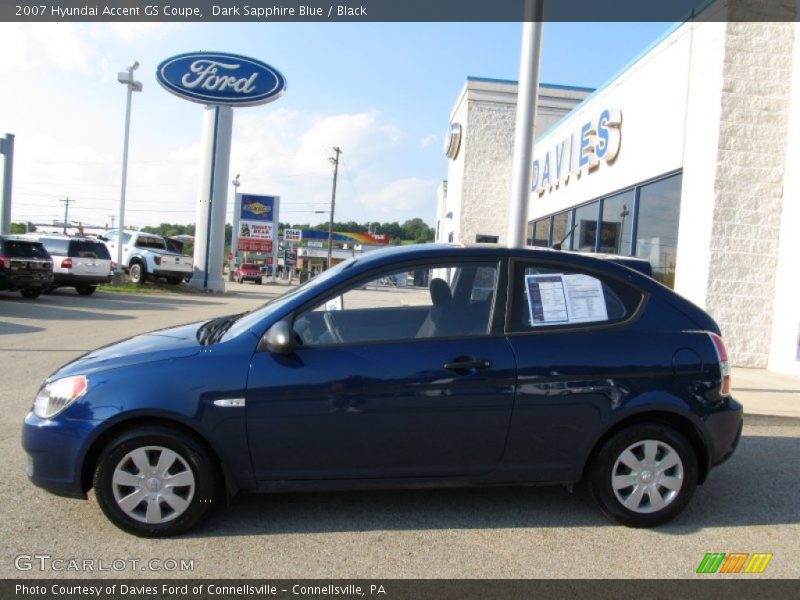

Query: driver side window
[[294, 261, 499, 346]]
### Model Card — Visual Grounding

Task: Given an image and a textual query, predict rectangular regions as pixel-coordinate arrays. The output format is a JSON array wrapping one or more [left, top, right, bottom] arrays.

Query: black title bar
[[2, 0, 799, 23]]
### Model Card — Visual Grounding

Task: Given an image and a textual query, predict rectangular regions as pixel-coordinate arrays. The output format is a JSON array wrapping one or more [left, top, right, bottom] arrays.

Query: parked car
[[101, 230, 192, 284], [24, 234, 112, 296], [0, 236, 53, 299], [22, 244, 742, 536], [235, 263, 262, 284]]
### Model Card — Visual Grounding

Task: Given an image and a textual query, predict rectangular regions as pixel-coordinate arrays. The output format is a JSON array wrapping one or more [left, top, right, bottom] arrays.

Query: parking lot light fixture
[[112, 61, 142, 285]]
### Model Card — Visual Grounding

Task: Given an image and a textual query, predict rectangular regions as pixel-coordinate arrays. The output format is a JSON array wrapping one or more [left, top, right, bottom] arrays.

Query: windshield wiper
[[197, 313, 246, 346]]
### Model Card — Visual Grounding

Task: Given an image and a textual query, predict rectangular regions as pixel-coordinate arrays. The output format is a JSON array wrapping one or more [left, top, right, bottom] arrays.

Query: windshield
[[220, 258, 356, 342]]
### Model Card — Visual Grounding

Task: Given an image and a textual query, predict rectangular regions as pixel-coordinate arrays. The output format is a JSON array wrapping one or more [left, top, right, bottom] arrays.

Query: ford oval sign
[[156, 52, 286, 107]]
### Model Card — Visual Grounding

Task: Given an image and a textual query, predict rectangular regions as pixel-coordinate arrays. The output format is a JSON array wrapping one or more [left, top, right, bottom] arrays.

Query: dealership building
[[436, 14, 800, 375]]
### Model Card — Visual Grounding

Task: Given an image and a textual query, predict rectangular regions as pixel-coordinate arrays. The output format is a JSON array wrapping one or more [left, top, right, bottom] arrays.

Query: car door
[[245, 258, 517, 482], [500, 257, 648, 482]]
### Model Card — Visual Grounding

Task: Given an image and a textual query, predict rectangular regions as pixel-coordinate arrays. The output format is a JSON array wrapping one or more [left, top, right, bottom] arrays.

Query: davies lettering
[[532, 109, 622, 196]]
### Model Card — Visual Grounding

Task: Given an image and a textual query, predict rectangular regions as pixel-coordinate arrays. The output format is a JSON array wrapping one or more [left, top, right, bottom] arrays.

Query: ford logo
[[156, 52, 286, 107]]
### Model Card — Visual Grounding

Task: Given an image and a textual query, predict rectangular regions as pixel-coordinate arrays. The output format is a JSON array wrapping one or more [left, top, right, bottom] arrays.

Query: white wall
[[529, 23, 694, 219], [768, 21, 800, 376]]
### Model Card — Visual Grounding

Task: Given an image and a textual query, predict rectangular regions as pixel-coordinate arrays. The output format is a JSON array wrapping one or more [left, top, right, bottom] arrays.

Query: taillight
[[0, 256, 8, 269], [708, 332, 731, 396], [61, 258, 73, 269], [154, 256, 162, 266]]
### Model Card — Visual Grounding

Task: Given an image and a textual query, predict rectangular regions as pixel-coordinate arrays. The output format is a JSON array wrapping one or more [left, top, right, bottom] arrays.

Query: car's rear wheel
[[93, 426, 222, 537], [588, 424, 698, 528], [167, 277, 182, 285], [128, 263, 146, 284], [76, 285, 96, 296], [20, 288, 42, 299]]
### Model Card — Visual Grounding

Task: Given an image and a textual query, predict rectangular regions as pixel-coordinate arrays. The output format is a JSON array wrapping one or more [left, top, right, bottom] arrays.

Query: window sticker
[[525, 275, 569, 325], [524, 273, 608, 327], [562, 274, 608, 323]]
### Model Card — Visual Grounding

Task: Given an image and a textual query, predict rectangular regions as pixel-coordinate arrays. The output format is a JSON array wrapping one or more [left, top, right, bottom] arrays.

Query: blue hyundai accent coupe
[[22, 245, 742, 536]]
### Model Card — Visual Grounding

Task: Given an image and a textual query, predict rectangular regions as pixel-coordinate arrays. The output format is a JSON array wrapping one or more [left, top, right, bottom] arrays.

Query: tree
[[10, 222, 34, 234]]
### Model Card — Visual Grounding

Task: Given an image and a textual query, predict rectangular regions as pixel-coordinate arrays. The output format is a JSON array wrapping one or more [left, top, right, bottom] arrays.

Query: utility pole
[[327, 146, 342, 270], [60, 197, 74, 234], [0, 133, 13, 235]]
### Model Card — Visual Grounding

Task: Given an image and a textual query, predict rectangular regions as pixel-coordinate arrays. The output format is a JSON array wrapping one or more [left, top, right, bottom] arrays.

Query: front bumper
[[22, 412, 98, 498]]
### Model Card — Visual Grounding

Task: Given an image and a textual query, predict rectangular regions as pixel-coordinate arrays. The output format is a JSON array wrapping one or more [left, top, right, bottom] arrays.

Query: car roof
[[348, 243, 654, 280]]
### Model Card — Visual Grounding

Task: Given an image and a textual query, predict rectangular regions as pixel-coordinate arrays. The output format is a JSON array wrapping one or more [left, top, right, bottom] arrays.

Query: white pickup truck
[[102, 230, 193, 284]]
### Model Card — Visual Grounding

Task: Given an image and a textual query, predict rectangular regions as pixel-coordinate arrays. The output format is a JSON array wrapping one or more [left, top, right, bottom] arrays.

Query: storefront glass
[[599, 190, 635, 254], [634, 173, 682, 287], [533, 219, 550, 247], [572, 202, 599, 252], [551, 211, 573, 250]]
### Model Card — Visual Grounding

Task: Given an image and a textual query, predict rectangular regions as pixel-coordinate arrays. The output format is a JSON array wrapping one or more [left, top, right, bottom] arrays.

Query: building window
[[635, 173, 682, 288], [573, 202, 599, 252], [599, 190, 635, 254], [475, 234, 499, 243], [532, 219, 550, 247], [550, 211, 573, 250]]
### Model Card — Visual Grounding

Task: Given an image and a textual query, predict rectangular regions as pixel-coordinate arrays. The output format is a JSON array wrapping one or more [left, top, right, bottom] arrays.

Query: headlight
[[33, 375, 88, 419]]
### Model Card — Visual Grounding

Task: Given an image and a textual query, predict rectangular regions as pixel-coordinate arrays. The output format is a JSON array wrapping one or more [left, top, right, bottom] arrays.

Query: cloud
[[0, 23, 96, 74], [420, 134, 439, 149], [358, 178, 439, 218]]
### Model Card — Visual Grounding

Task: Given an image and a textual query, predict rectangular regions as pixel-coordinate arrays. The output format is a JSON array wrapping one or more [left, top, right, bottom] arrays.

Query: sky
[[0, 21, 672, 230]]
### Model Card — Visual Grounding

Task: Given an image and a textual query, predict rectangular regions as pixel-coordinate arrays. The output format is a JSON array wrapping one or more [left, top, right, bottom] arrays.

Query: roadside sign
[[284, 229, 302, 241]]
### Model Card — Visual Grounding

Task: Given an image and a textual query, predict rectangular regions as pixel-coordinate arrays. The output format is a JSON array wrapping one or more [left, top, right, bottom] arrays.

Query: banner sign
[[237, 239, 273, 253]]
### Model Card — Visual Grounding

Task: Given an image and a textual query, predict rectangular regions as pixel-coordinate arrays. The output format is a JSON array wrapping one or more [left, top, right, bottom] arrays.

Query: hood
[[53, 321, 203, 379]]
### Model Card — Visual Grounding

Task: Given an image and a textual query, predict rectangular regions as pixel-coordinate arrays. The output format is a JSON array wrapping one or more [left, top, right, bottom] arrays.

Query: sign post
[[156, 51, 286, 292]]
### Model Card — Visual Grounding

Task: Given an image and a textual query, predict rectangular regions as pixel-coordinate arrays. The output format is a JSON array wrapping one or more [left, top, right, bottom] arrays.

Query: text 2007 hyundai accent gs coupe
[[23, 245, 742, 536]]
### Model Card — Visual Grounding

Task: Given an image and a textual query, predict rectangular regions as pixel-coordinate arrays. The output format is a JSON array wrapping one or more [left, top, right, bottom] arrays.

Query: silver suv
[[27, 235, 112, 296]]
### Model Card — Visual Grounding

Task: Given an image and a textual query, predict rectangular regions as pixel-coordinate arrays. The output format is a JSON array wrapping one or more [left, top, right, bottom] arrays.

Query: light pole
[[112, 60, 142, 284], [506, 1, 544, 248], [229, 174, 240, 281], [327, 146, 342, 270]]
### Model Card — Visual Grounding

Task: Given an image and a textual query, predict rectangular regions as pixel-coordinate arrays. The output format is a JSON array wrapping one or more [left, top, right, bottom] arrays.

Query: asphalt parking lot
[[1, 284, 798, 579]]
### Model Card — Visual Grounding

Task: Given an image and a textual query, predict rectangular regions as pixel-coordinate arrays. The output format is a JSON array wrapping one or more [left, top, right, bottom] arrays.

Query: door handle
[[444, 358, 491, 372]]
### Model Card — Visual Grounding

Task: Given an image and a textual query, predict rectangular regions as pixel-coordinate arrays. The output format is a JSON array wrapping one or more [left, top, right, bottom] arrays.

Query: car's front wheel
[[76, 285, 96, 296], [93, 426, 222, 537], [20, 288, 42, 299], [588, 424, 698, 528]]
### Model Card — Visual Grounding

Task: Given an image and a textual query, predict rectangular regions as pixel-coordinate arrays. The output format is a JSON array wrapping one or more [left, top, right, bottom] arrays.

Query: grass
[[97, 280, 206, 295]]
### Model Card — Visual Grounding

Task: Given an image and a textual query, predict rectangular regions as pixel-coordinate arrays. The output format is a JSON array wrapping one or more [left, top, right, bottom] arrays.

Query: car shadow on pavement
[[0, 321, 45, 335], [185, 432, 800, 538]]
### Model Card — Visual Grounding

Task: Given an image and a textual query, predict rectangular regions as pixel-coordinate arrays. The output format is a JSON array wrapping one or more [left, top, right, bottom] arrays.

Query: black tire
[[237, 277, 243, 284], [588, 423, 698, 528], [255, 279, 261, 285], [93, 426, 222, 537], [167, 277, 182, 285], [20, 288, 42, 299], [76, 286, 96, 296], [128, 262, 146, 284]]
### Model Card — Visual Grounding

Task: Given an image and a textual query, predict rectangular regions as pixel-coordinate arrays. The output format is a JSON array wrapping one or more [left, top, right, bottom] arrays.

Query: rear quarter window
[[40, 238, 69, 256], [509, 261, 643, 332]]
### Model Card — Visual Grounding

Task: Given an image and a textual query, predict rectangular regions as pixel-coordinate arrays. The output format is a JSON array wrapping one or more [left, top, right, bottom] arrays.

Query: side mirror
[[263, 320, 296, 354]]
